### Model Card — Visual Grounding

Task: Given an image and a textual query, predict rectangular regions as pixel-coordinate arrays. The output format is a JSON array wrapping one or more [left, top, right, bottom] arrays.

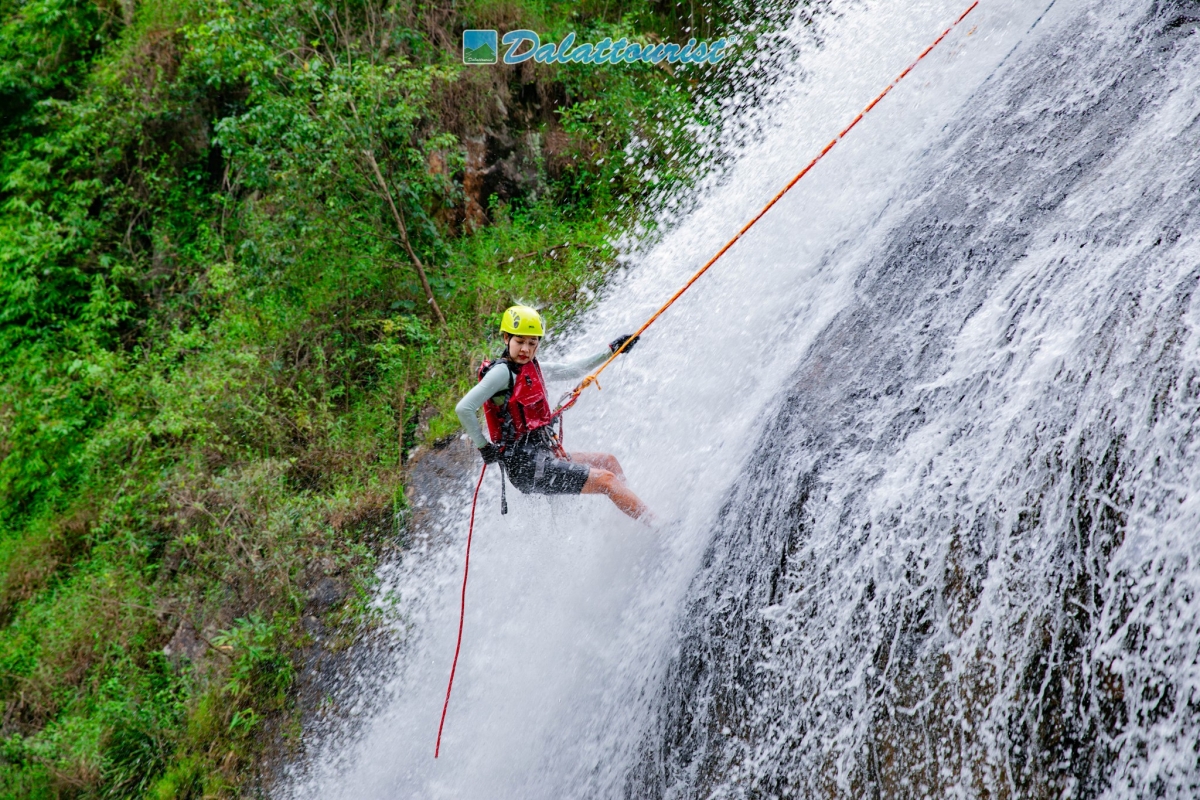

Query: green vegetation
[[0, 0, 750, 794]]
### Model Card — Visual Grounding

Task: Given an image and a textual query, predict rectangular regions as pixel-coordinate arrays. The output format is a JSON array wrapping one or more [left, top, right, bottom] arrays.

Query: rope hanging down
[[553, 0, 980, 418], [435, 463, 487, 758]]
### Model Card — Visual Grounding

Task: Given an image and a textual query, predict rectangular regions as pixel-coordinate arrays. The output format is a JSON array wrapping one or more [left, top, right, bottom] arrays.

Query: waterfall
[[281, 0, 1200, 797]]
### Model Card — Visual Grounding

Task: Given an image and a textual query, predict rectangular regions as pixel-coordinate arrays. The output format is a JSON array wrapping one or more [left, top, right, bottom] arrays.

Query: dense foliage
[[0, 0, 746, 794]]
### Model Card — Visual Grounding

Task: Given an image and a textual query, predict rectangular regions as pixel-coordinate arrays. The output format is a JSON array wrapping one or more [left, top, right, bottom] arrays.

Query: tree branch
[[363, 149, 447, 326]]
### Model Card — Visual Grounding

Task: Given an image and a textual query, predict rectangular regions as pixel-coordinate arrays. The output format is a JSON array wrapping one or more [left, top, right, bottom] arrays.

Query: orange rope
[[554, 1, 979, 415]]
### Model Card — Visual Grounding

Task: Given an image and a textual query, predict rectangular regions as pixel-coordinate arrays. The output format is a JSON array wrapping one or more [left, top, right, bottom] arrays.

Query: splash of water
[[633, 1, 1200, 798]]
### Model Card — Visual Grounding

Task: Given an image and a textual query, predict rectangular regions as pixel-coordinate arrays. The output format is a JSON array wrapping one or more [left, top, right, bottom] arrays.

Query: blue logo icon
[[463, 30, 498, 65]]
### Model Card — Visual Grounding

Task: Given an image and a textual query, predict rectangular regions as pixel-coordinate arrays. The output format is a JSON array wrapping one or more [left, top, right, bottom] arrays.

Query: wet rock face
[[267, 435, 477, 789], [449, 67, 579, 228], [163, 621, 208, 667], [306, 577, 349, 616], [403, 436, 477, 534], [481, 131, 544, 203], [463, 130, 546, 227], [631, 3, 1200, 799]]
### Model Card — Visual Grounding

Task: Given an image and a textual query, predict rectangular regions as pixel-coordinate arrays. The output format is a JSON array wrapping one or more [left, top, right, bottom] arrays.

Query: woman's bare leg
[[569, 451, 625, 482], [581, 467, 651, 521]]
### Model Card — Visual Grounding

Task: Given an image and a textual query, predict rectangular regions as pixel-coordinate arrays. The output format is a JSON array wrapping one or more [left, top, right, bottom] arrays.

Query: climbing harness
[[434, 0, 979, 757], [478, 358, 557, 447], [552, 0, 981, 419], [477, 356, 567, 514]]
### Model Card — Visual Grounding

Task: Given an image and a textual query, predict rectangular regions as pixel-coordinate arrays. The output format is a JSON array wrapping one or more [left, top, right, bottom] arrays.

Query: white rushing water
[[281, 0, 1200, 797]]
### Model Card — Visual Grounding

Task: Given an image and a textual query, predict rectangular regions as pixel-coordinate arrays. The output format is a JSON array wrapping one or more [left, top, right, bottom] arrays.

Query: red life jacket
[[477, 357, 554, 445]]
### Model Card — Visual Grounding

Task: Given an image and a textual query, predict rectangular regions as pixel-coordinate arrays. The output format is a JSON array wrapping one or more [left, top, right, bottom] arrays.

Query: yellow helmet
[[500, 305, 544, 337]]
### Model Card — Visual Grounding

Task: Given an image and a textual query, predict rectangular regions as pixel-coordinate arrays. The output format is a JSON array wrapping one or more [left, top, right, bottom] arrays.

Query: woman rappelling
[[455, 305, 654, 523]]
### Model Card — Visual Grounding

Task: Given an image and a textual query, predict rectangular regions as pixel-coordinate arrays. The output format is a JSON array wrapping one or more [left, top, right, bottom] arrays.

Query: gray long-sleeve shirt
[[455, 350, 610, 448]]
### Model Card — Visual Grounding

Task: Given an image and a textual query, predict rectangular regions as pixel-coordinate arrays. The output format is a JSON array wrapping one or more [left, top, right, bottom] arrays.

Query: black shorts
[[503, 434, 590, 496]]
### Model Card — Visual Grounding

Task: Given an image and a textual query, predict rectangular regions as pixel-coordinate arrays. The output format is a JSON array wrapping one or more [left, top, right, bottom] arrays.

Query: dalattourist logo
[[462, 30, 498, 64], [462, 29, 727, 66]]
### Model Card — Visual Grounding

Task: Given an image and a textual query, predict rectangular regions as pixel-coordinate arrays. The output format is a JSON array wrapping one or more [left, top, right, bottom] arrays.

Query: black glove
[[609, 333, 640, 354], [479, 443, 503, 464]]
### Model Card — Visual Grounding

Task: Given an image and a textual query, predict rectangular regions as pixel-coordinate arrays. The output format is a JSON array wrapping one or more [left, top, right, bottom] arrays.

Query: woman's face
[[506, 334, 540, 364]]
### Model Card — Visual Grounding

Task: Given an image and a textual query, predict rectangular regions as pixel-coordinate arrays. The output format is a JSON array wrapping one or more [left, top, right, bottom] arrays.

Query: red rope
[[553, 0, 980, 418], [435, 463, 488, 758]]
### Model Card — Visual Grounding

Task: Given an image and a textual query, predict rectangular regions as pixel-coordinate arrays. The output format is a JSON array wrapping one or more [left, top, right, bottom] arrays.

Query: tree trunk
[[364, 150, 447, 326]]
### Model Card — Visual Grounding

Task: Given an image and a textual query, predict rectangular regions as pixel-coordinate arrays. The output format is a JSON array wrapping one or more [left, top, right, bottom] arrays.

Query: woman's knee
[[597, 454, 622, 474], [597, 468, 620, 490], [585, 468, 619, 494], [574, 452, 620, 473]]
